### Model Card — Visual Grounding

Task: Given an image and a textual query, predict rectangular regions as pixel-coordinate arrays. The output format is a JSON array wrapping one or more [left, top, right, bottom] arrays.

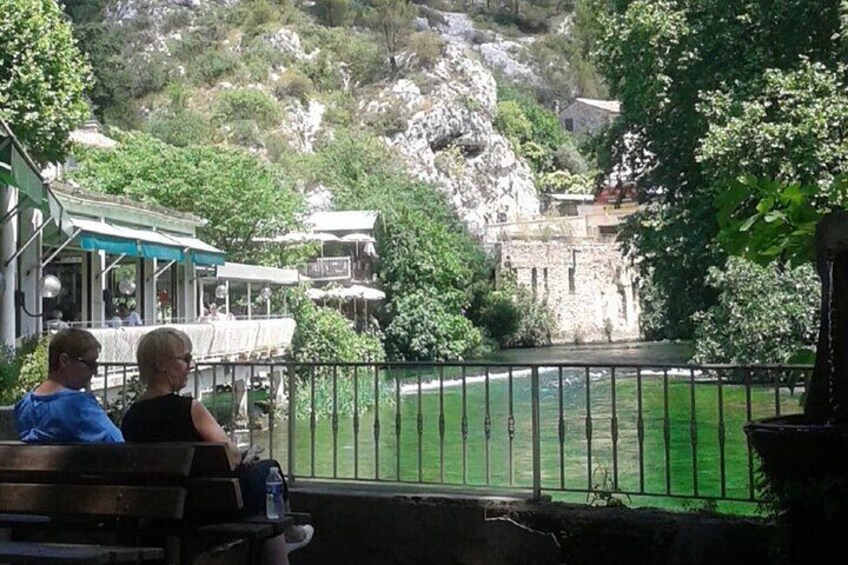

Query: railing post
[[531, 365, 542, 502], [287, 359, 296, 484]]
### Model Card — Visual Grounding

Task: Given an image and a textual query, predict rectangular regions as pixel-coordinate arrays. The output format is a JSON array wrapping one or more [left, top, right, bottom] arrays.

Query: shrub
[[362, 101, 408, 137], [691, 257, 819, 364], [242, 0, 278, 38], [129, 54, 170, 98], [315, 0, 354, 27], [554, 142, 589, 173], [193, 49, 240, 85], [272, 70, 315, 104], [495, 274, 555, 348], [0, 336, 48, 405], [214, 88, 281, 128], [384, 291, 482, 361], [537, 170, 595, 195], [147, 108, 212, 147], [407, 31, 444, 69], [289, 288, 390, 419], [163, 8, 192, 33], [495, 100, 532, 144]]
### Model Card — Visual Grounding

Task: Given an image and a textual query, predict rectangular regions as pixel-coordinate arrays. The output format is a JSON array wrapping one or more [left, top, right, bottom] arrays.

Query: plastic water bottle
[[265, 466, 284, 519]]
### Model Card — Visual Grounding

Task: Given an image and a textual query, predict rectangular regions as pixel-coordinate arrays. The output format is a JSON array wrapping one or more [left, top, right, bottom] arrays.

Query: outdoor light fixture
[[16, 274, 62, 317], [259, 285, 273, 301], [118, 278, 136, 296], [215, 283, 228, 299]]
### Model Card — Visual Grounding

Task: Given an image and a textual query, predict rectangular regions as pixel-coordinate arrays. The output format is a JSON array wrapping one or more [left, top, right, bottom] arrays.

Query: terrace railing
[[297, 257, 351, 281], [97, 360, 811, 511]]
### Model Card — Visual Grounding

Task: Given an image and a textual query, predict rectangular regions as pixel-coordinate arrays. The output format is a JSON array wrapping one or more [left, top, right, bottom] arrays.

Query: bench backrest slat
[[0, 443, 194, 479], [188, 443, 238, 477], [0, 484, 187, 519]]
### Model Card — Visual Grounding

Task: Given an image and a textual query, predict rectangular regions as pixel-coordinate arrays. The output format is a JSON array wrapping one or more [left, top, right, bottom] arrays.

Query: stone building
[[559, 98, 621, 135], [489, 205, 640, 344]]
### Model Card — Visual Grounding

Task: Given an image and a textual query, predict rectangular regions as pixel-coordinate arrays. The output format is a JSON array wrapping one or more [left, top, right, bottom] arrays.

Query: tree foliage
[[68, 131, 303, 263], [294, 132, 491, 360], [364, 0, 416, 73], [597, 0, 846, 338], [0, 0, 92, 163], [288, 287, 389, 418], [691, 257, 819, 365]]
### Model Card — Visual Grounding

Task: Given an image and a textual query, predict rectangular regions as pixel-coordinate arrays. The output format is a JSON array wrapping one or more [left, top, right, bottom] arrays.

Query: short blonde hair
[[136, 327, 192, 384]]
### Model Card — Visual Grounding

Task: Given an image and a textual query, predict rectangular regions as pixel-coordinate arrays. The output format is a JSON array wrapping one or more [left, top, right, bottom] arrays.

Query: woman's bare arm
[[190, 399, 242, 469]]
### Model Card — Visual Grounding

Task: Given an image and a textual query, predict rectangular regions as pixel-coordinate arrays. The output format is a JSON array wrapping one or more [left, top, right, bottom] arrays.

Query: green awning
[[0, 121, 74, 237], [70, 216, 224, 265], [79, 233, 139, 256], [191, 251, 226, 266]]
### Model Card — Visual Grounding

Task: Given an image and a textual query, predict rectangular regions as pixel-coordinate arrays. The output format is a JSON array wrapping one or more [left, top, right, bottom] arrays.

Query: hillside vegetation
[[55, 0, 605, 360]]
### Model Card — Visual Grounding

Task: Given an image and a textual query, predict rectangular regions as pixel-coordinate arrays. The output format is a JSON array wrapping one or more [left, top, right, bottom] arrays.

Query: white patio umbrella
[[341, 232, 376, 243], [346, 285, 386, 324], [305, 288, 326, 300]]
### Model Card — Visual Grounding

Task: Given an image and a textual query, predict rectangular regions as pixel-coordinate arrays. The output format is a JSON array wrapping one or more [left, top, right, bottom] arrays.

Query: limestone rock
[[277, 99, 326, 154], [366, 43, 540, 236]]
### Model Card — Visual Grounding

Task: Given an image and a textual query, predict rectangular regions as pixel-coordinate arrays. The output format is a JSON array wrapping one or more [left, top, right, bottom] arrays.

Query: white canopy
[[347, 284, 385, 300], [305, 285, 385, 301], [341, 232, 376, 243], [214, 262, 301, 285], [306, 287, 326, 300], [262, 232, 341, 243], [308, 210, 378, 233]]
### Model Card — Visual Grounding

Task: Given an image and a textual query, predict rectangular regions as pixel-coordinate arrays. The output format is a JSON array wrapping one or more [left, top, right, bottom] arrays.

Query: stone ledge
[[288, 482, 775, 565]]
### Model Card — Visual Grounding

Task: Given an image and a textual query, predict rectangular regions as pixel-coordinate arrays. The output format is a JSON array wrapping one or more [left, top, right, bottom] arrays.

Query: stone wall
[[559, 101, 616, 135], [498, 237, 640, 343], [289, 485, 775, 565]]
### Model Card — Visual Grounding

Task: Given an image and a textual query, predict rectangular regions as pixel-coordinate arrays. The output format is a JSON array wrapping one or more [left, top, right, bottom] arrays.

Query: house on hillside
[[559, 98, 621, 135]]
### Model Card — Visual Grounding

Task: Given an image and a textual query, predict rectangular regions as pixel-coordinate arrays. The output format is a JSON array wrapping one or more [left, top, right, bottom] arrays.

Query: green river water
[[238, 343, 804, 515]]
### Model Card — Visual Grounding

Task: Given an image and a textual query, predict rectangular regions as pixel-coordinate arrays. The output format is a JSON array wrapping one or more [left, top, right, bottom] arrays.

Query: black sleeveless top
[[121, 394, 204, 442]]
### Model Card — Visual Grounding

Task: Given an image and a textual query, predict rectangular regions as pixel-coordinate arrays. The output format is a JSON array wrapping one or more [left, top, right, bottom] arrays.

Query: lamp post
[[260, 285, 272, 318]]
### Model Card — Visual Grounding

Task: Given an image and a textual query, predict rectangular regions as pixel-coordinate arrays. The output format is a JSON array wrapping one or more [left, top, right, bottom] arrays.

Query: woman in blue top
[[14, 328, 123, 443]]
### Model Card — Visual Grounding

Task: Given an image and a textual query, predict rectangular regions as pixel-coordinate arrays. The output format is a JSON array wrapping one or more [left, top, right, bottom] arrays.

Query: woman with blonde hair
[[121, 328, 313, 562]]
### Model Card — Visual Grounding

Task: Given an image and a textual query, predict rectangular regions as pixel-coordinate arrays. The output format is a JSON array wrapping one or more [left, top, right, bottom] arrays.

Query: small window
[[564, 118, 574, 131]]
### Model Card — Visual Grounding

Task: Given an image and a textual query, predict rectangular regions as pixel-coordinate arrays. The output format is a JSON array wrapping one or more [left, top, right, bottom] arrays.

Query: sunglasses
[[75, 357, 99, 372], [174, 353, 193, 364]]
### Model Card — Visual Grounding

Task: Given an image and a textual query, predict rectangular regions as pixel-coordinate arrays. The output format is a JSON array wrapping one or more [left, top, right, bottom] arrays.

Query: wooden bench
[[0, 442, 297, 565]]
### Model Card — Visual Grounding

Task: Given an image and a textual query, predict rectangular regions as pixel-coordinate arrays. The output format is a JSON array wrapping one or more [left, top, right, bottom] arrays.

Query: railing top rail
[[97, 360, 816, 370]]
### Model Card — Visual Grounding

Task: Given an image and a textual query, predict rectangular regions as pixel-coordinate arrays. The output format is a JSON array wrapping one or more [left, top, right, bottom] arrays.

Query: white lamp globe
[[118, 278, 137, 296], [259, 286, 273, 301], [215, 283, 228, 299], [40, 274, 62, 298]]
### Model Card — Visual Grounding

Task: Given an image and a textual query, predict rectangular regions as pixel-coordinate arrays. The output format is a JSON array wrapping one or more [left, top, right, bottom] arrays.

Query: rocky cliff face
[[100, 1, 542, 234], [365, 42, 539, 235]]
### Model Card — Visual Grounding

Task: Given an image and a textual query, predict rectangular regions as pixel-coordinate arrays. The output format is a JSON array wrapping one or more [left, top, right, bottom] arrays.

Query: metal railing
[[96, 360, 811, 508], [297, 257, 351, 281]]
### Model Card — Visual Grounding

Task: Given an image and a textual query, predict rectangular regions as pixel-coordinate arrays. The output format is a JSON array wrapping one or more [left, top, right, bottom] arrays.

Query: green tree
[[288, 287, 388, 418], [0, 0, 92, 163], [596, 0, 845, 338], [691, 257, 819, 365], [68, 131, 303, 262], [365, 0, 416, 73], [291, 132, 493, 360]]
